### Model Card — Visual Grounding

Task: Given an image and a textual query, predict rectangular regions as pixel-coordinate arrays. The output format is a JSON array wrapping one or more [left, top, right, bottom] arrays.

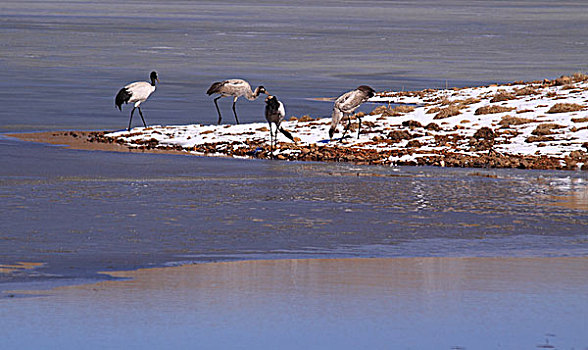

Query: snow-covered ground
[[106, 75, 588, 168]]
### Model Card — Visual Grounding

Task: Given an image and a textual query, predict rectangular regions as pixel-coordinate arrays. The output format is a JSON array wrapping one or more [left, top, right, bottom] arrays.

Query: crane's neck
[[150, 77, 157, 87], [245, 86, 262, 101]]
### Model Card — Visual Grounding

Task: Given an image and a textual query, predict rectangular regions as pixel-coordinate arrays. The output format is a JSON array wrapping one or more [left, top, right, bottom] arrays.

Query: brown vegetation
[[392, 105, 416, 114], [532, 123, 566, 136], [402, 120, 422, 128], [490, 91, 516, 102], [474, 105, 515, 115], [498, 115, 534, 127], [371, 104, 416, 117], [387, 130, 413, 141], [514, 86, 539, 96], [298, 115, 315, 122], [516, 109, 534, 114], [526, 135, 555, 143], [434, 105, 462, 119], [546, 103, 584, 114]]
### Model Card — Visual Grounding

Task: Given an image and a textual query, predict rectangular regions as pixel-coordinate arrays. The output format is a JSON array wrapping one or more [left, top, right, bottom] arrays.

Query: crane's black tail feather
[[115, 87, 132, 110], [206, 82, 224, 95]]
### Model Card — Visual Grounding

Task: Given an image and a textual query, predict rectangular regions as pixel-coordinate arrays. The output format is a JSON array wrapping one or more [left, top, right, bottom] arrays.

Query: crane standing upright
[[115, 71, 159, 131]]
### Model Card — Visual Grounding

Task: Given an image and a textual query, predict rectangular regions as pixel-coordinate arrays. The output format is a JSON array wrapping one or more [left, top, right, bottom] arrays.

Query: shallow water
[[1, 136, 587, 290], [2, 258, 587, 349]]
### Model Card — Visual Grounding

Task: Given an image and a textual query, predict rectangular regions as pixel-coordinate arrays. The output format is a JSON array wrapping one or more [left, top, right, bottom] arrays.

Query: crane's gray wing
[[335, 90, 367, 113]]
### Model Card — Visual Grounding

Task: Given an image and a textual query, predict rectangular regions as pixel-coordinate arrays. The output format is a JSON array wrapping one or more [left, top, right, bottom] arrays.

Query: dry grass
[[514, 86, 539, 96], [572, 117, 588, 123], [545, 92, 558, 98], [572, 72, 588, 82], [526, 135, 555, 143], [532, 123, 566, 136], [425, 122, 441, 131], [498, 115, 534, 127], [426, 106, 441, 114], [473, 127, 495, 140], [440, 97, 480, 106], [370, 105, 415, 117], [402, 120, 422, 128], [554, 76, 573, 86], [369, 106, 391, 116], [490, 91, 516, 103], [392, 105, 416, 114], [516, 109, 535, 114], [552, 73, 588, 86], [474, 105, 515, 115], [458, 97, 481, 106], [298, 115, 315, 122], [434, 105, 462, 119], [546, 103, 584, 114]]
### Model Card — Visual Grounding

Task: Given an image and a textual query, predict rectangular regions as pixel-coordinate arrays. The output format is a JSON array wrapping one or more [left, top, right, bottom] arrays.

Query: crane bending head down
[[329, 85, 375, 140]]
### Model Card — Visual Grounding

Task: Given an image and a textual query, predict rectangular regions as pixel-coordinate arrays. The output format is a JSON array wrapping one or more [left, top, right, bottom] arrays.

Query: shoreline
[[7, 129, 586, 170], [9, 256, 586, 295], [7, 74, 588, 171]]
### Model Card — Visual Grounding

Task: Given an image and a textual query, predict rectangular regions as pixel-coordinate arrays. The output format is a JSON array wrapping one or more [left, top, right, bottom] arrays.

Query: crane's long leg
[[268, 122, 273, 155], [339, 113, 352, 141], [128, 107, 136, 131], [273, 126, 278, 158], [356, 115, 362, 139], [137, 107, 147, 128], [214, 96, 223, 125], [232, 98, 240, 125]]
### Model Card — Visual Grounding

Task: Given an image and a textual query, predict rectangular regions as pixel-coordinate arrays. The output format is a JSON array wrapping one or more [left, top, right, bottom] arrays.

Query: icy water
[[2, 0, 588, 131], [2, 258, 587, 350], [1, 1, 588, 347], [1, 138, 587, 288]]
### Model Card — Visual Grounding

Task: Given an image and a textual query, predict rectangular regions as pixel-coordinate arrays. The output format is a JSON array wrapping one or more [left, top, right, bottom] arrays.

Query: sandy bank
[[6, 130, 190, 156], [8, 74, 588, 170]]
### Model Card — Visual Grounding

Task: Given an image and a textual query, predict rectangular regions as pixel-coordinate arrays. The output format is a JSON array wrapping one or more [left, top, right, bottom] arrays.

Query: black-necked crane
[[328, 85, 376, 140], [115, 71, 159, 131], [264, 95, 295, 154], [206, 79, 268, 125]]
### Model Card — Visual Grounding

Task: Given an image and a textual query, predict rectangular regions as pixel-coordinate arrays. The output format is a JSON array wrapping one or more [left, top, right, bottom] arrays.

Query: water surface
[[1, 0, 588, 131], [1, 136, 586, 291], [2, 258, 586, 349]]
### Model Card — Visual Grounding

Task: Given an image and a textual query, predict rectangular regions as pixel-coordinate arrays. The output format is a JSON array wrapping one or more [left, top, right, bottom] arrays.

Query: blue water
[[2, 258, 587, 349]]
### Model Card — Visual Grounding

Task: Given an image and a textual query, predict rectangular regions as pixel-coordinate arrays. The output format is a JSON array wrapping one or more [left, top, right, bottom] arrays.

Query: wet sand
[[6, 131, 189, 156], [3, 257, 587, 349], [8, 129, 588, 171]]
